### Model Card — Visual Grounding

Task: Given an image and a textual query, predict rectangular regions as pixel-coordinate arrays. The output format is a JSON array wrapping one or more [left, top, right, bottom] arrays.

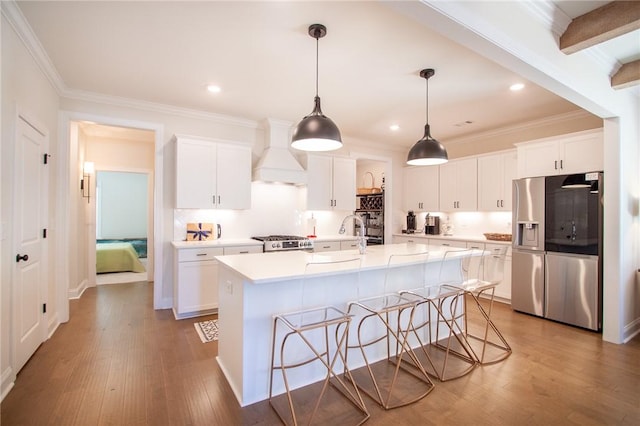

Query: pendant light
[[406, 68, 448, 166], [291, 24, 342, 152]]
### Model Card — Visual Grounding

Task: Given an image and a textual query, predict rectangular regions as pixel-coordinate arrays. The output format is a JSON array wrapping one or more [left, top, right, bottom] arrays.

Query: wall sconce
[[80, 161, 94, 203]]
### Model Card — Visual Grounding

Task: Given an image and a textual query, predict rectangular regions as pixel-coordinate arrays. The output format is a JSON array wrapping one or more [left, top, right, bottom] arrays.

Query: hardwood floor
[[2, 282, 639, 425]]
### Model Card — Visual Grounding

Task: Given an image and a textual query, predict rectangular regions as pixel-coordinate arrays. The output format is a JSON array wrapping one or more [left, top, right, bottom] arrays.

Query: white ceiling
[[14, 1, 636, 151]]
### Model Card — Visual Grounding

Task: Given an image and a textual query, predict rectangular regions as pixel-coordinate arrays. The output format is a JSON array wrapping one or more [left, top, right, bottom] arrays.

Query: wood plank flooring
[[1, 281, 639, 425]]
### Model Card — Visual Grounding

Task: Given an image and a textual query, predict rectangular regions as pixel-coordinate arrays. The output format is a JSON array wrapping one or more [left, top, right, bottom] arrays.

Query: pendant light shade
[[406, 69, 448, 166], [291, 24, 342, 152]]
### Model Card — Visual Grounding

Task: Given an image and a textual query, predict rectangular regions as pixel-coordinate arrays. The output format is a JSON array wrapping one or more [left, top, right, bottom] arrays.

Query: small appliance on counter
[[406, 211, 417, 233], [424, 214, 440, 235]]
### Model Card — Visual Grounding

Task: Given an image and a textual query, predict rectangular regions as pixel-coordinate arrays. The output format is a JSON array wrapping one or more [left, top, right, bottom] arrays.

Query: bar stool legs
[[268, 257, 369, 426], [269, 312, 369, 425]]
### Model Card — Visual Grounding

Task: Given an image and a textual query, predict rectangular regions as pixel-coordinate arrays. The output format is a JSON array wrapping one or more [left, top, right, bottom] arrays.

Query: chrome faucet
[[339, 214, 367, 254]]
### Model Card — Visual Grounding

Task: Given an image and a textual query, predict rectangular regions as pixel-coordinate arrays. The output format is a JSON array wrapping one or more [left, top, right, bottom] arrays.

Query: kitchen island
[[215, 243, 464, 406]]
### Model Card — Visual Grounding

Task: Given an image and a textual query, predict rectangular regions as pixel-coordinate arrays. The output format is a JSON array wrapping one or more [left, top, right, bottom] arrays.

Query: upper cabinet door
[[439, 157, 477, 211], [176, 138, 217, 208], [404, 166, 439, 212], [306, 155, 356, 211], [332, 157, 356, 211], [306, 155, 334, 210], [516, 129, 603, 178], [175, 136, 251, 209], [216, 144, 252, 209], [478, 150, 516, 211]]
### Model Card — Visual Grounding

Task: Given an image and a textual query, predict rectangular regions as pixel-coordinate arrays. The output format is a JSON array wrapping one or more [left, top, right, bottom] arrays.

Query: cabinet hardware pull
[[560, 160, 563, 169], [196, 253, 207, 256], [239, 251, 249, 254], [16, 254, 29, 262], [501, 200, 504, 207], [554, 160, 558, 170], [213, 195, 216, 204], [497, 200, 500, 208], [218, 195, 221, 204]]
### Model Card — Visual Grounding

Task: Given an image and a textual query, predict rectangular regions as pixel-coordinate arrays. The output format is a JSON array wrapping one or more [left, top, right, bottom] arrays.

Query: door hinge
[[43, 153, 51, 164], [43, 228, 47, 238], [42, 303, 47, 314]]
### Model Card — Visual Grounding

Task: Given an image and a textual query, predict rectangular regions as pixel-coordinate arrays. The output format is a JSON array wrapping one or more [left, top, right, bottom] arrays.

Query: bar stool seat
[[269, 256, 369, 426], [346, 250, 435, 410]]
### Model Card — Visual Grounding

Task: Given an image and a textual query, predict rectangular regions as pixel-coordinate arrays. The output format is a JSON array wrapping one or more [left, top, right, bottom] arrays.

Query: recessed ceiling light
[[390, 124, 400, 131], [510, 83, 525, 91], [207, 85, 221, 93]]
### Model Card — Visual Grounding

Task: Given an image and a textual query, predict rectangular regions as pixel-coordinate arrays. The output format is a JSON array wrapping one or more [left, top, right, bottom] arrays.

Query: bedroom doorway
[[95, 170, 150, 285], [76, 122, 155, 288]]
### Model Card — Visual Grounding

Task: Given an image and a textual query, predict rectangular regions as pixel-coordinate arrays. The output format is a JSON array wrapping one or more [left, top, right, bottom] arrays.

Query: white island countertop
[[171, 238, 263, 249], [216, 243, 450, 285]]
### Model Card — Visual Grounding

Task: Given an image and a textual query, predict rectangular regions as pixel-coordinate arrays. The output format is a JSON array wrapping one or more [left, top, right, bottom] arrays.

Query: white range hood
[[253, 118, 307, 185]]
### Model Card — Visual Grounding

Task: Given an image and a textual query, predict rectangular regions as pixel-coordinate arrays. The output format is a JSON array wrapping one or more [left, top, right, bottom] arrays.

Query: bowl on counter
[[483, 233, 512, 242]]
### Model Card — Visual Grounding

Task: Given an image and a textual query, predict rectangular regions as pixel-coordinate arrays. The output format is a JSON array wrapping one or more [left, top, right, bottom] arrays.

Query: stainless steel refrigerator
[[511, 173, 603, 331]]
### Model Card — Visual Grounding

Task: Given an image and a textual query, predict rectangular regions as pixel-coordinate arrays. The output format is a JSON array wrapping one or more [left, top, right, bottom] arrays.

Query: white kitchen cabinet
[[173, 244, 262, 319], [477, 150, 516, 211], [439, 157, 478, 211], [175, 135, 251, 209], [404, 166, 439, 212], [392, 235, 429, 244], [306, 155, 356, 211], [484, 243, 512, 301], [313, 241, 341, 252], [430, 239, 467, 249], [173, 246, 224, 319], [340, 240, 360, 250], [516, 129, 603, 178]]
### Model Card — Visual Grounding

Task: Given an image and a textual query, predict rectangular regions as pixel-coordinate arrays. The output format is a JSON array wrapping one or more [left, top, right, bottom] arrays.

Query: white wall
[[1, 13, 60, 399]]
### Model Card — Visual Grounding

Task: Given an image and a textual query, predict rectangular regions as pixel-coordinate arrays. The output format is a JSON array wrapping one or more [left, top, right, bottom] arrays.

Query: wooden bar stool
[[268, 256, 369, 426], [346, 249, 435, 410]]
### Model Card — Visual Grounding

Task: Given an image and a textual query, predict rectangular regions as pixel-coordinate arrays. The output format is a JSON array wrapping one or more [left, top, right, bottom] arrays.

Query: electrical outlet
[[225, 281, 233, 295]]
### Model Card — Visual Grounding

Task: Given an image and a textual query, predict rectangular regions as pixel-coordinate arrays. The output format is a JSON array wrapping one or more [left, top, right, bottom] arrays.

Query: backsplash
[[173, 182, 354, 240], [403, 211, 512, 236]]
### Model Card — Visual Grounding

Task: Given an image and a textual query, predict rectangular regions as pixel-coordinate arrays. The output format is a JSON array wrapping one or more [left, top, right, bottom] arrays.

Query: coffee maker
[[406, 211, 417, 233], [425, 214, 440, 235]]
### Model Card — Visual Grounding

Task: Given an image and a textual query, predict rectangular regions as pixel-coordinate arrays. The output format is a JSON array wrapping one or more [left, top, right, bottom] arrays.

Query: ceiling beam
[[560, 1, 640, 54], [611, 59, 640, 89]]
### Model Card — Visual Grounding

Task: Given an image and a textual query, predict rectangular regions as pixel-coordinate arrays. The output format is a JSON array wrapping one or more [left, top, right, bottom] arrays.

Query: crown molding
[[444, 109, 597, 147], [63, 89, 260, 130], [1, 0, 67, 94]]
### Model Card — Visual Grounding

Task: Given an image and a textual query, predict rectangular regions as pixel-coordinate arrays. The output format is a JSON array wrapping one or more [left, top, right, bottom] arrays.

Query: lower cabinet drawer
[[224, 245, 263, 255], [177, 247, 224, 262], [340, 240, 359, 250], [313, 241, 341, 252]]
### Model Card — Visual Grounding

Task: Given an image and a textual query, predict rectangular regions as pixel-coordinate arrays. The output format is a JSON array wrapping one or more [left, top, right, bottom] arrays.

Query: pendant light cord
[[315, 35, 319, 98], [425, 76, 429, 124]]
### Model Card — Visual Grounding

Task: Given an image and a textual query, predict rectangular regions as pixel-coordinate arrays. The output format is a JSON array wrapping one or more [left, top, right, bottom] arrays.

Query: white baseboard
[[47, 312, 61, 338], [1, 366, 15, 402], [623, 317, 640, 343], [68, 279, 88, 299]]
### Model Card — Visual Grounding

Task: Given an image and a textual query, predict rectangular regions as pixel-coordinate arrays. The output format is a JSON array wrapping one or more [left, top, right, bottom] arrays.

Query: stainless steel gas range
[[251, 235, 314, 252]]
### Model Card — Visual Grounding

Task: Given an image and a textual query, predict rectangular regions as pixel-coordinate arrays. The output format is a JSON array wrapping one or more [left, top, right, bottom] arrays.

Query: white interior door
[[14, 114, 48, 373]]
